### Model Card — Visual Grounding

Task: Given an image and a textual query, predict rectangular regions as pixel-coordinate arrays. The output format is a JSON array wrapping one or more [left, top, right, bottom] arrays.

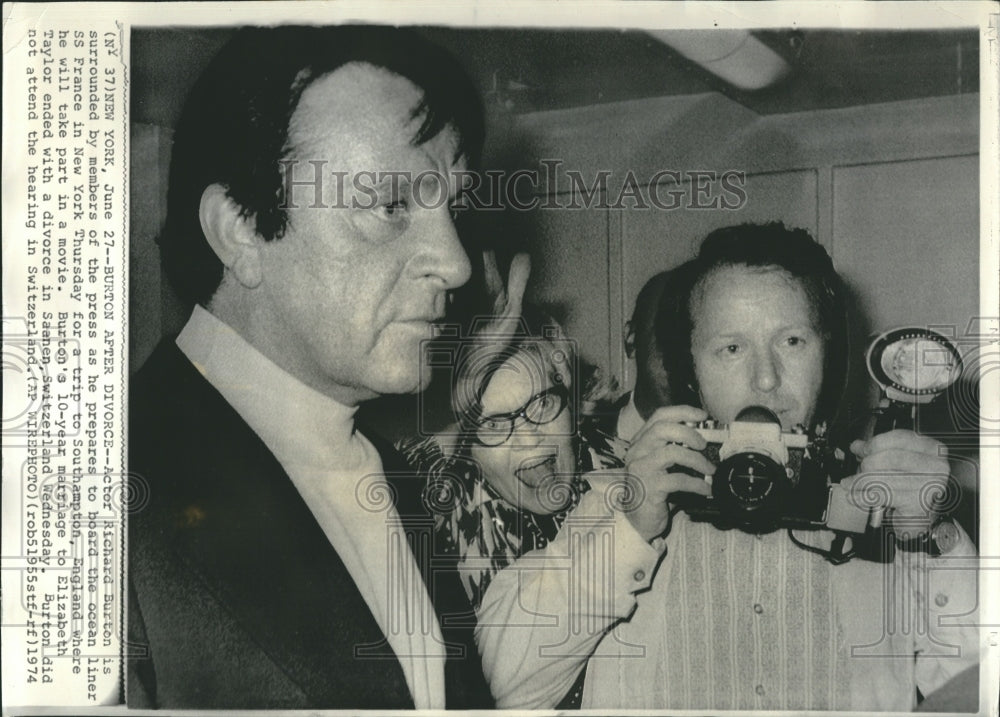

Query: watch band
[[895, 517, 960, 557]]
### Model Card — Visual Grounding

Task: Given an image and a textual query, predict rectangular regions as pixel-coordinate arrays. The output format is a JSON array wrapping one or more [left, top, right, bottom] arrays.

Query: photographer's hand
[[845, 429, 951, 537], [618, 405, 715, 542]]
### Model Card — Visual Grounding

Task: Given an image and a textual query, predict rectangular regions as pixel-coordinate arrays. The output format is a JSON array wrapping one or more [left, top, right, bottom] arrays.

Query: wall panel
[[831, 155, 979, 333]]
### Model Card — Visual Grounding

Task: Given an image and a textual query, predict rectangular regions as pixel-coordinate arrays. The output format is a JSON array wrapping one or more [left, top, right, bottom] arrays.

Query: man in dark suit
[[127, 25, 491, 709]]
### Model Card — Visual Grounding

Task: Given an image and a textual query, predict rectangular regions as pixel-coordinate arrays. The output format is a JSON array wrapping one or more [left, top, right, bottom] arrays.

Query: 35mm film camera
[[674, 327, 964, 561], [672, 406, 864, 534]]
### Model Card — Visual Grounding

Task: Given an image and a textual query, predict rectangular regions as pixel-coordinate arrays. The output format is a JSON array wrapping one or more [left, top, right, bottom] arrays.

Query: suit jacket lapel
[[367, 428, 493, 708], [146, 343, 414, 708]]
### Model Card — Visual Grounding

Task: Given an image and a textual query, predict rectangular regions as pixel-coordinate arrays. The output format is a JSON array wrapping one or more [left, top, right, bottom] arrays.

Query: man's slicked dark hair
[[659, 222, 850, 426], [160, 25, 485, 307]]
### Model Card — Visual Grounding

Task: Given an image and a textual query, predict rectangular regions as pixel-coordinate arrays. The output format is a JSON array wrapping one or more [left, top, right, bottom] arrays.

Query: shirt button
[[753, 603, 764, 614], [755, 684, 765, 696], [633, 569, 646, 582], [935, 593, 949, 608]]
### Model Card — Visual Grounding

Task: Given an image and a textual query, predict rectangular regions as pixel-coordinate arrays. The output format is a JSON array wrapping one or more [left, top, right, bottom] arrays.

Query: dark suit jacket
[[127, 340, 492, 709]]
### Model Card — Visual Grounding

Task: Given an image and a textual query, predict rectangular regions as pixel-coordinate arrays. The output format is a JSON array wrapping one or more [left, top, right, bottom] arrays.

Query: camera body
[[674, 406, 860, 533]]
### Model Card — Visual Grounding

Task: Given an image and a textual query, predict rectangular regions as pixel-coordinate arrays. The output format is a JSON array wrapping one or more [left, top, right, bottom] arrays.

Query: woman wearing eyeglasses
[[398, 304, 586, 611], [397, 255, 665, 709]]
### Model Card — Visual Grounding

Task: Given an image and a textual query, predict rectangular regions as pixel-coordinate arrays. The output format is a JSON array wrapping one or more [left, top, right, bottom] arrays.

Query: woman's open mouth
[[514, 454, 559, 487]]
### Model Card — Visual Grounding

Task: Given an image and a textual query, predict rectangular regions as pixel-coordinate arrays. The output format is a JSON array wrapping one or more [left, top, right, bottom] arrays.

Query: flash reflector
[[866, 327, 963, 403]]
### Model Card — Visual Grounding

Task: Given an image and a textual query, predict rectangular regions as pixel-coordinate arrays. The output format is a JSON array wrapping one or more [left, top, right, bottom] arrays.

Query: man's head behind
[[661, 223, 849, 429], [161, 25, 484, 308], [626, 264, 697, 418]]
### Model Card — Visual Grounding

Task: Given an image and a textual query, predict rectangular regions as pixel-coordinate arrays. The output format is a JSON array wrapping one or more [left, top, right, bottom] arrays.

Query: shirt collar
[[616, 390, 646, 442], [176, 307, 445, 707], [176, 305, 362, 468]]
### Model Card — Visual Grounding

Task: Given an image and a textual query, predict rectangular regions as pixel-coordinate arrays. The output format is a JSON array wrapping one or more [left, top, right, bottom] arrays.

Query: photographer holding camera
[[580, 223, 980, 711]]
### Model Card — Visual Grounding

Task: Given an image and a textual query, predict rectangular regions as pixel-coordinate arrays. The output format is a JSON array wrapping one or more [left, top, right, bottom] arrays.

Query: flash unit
[[866, 327, 963, 404]]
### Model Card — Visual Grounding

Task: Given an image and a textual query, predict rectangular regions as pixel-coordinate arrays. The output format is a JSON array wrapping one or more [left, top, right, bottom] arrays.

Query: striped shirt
[[584, 514, 847, 709], [582, 510, 979, 711]]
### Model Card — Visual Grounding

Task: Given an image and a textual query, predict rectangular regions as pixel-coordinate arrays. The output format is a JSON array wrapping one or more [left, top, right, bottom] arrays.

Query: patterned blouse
[[394, 379, 629, 709], [397, 435, 586, 610], [396, 390, 628, 612]]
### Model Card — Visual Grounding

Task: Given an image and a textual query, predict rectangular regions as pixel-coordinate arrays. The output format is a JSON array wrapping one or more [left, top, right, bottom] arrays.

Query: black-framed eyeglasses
[[472, 384, 570, 447]]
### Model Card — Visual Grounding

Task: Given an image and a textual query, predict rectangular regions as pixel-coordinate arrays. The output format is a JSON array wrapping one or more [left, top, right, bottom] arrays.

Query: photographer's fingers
[[620, 461, 711, 542], [629, 405, 709, 449], [629, 444, 717, 482], [654, 471, 713, 498], [627, 427, 708, 468], [879, 475, 946, 527], [850, 429, 944, 461], [843, 468, 949, 527], [855, 448, 949, 477], [848, 431, 950, 530]]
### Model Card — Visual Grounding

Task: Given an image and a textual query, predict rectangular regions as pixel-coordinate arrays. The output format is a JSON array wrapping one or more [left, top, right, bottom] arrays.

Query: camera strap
[[787, 529, 857, 565]]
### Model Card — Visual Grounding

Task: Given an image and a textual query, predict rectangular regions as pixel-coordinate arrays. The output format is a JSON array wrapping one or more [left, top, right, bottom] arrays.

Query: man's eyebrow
[[372, 174, 412, 192], [705, 333, 743, 341]]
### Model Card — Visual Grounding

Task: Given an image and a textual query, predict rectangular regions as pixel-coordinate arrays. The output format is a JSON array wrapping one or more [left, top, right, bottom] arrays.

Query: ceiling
[[131, 26, 978, 128]]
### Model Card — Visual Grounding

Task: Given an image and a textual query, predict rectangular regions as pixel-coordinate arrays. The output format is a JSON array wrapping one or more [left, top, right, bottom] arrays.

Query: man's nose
[[751, 348, 781, 393], [414, 209, 472, 289]]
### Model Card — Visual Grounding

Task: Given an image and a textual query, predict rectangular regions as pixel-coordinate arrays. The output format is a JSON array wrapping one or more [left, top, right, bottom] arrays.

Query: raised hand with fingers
[[842, 428, 952, 538], [452, 251, 536, 420], [618, 405, 715, 542]]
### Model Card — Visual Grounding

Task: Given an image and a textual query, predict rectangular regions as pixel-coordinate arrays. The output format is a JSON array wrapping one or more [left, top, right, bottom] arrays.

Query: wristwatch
[[927, 517, 962, 557], [896, 516, 962, 556]]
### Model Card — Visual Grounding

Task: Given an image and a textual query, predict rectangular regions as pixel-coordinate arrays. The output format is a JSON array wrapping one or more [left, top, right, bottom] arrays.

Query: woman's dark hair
[[160, 25, 484, 307], [658, 222, 850, 426]]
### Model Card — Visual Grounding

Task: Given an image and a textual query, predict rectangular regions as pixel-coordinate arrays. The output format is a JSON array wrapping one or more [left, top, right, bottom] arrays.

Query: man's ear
[[199, 184, 263, 289], [623, 320, 636, 359]]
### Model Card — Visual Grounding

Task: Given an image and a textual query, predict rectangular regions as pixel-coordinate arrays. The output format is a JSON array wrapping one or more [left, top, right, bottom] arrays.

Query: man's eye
[[785, 336, 804, 347], [377, 200, 408, 219], [719, 344, 741, 356]]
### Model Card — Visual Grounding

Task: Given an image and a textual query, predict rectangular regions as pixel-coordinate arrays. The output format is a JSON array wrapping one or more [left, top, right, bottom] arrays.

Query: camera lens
[[713, 452, 784, 514], [712, 452, 785, 531]]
